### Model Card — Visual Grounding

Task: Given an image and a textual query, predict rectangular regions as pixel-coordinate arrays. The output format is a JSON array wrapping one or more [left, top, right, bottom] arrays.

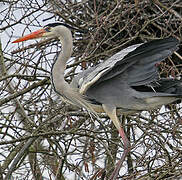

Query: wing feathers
[[92, 37, 179, 87], [76, 37, 179, 93]]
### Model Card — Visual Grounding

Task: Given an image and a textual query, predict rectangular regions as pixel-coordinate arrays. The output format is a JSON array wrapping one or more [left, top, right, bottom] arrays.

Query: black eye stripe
[[44, 22, 64, 28], [43, 22, 88, 33], [44, 23, 74, 30]]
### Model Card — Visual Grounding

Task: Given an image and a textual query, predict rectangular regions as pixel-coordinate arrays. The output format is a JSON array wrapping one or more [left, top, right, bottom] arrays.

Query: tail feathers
[[156, 78, 182, 105], [155, 78, 182, 95], [139, 78, 182, 107]]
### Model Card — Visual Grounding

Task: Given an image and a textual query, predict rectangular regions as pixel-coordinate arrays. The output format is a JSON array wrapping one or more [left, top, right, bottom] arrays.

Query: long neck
[[51, 30, 73, 96], [50, 27, 96, 114]]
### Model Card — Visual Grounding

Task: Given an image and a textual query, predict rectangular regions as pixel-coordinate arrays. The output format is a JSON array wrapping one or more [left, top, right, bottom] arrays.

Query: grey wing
[[72, 37, 179, 95], [94, 37, 179, 86], [72, 43, 141, 94], [84, 38, 180, 112]]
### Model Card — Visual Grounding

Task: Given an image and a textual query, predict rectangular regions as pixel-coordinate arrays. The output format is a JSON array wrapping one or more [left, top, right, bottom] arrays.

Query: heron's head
[[12, 23, 77, 43]]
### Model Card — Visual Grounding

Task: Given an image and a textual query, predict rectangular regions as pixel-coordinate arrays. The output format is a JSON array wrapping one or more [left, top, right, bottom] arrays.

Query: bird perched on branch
[[13, 22, 181, 179]]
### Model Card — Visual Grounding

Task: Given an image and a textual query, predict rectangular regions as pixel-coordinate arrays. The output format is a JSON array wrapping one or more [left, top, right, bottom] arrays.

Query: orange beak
[[12, 29, 46, 43]]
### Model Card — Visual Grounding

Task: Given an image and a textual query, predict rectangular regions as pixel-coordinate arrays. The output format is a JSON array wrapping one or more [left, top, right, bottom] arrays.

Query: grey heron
[[13, 23, 181, 179]]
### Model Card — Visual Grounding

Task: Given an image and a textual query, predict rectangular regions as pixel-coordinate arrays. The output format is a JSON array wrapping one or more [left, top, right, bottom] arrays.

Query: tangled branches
[[0, 0, 182, 179]]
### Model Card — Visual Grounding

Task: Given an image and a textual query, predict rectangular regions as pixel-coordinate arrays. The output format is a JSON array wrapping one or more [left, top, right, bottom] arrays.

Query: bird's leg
[[102, 105, 131, 180], [109, 126, 131, 180]]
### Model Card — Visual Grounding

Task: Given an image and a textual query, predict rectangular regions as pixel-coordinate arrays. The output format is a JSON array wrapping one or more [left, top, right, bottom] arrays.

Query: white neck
[[51, 27, 73, 95]]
